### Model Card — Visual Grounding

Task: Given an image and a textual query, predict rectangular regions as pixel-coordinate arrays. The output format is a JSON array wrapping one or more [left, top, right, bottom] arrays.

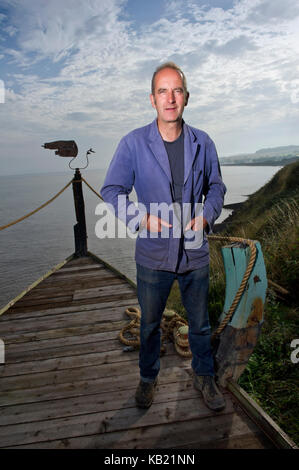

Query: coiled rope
[[119, 306, 192, 357]]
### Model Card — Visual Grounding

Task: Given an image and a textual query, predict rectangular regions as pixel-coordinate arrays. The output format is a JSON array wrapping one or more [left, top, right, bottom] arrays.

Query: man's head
[[151, 62, 188, 99], [150, 62, 189, 125]]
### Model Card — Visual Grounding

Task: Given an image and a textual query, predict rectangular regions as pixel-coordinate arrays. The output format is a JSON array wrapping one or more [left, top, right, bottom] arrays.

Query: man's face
[[150, 67, 189, 125]]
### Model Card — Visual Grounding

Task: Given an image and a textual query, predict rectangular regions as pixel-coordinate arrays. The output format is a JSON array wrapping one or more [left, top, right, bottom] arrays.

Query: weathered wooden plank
[[0, 366, 190, 407], [5, 328, 144, 362], [10, 280, 127, 304], [0, 378, 204, 426], [26, 277, 129, 300], [58, 264, 104, 273], [5, 329, 121, 353], [11, 282, 128, 308], [33, 273, 113, 287], [7, 291, 137, 313], [22, 277, 127, 299], [0, 305, 135, 336], [63, 257, 99, 266], [2, 299, 138, 323], [10, 284, 133, 308], [5, 338, 122, 363], [7, 412, 271, 449], [0, 348, 136, 378], [52, 265, 105, 274], [0, 355, 189, 392], [0, 345, 190, 379], [1, 320, 129, 345], [46, 269, 106, 280], [0, 396, 234, 448], [32, 270, 124, 288], [73, 284, 136, 301], [9, 295, 74, 308]]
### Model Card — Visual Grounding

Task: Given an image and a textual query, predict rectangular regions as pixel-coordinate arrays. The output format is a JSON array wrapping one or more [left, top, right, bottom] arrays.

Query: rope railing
[[0, 175, 257, 338], [0, 179, 74, 231], [0, 177, 103, 232], [81, 176, 104, 201]]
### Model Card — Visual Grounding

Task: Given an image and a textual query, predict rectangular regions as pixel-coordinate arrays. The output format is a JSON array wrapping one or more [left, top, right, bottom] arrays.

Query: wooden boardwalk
[[0, 254, 276, 449]]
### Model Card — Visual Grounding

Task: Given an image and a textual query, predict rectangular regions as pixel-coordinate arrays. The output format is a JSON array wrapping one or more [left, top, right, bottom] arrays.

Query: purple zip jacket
[[100, 119, 226, 272]]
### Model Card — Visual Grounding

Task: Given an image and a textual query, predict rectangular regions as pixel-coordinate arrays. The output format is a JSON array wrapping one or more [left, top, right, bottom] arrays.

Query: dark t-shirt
[[163, 130, 185, 271], [163, 129, 184, 206]]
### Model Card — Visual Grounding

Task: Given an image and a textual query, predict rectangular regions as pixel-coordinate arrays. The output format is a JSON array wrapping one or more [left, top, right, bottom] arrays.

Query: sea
[[0, 165, 281, 309]]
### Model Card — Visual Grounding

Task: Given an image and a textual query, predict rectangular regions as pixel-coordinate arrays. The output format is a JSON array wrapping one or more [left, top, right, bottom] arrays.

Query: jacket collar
[[147, 119, 200, 185]]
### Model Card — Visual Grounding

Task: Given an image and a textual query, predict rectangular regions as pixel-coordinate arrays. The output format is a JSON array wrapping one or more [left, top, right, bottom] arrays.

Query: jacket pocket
[[136, 235, 169, 262]]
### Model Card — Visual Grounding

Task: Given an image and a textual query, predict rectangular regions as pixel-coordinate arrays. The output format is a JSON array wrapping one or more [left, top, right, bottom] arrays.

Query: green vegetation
[[167, 160, 299, 445]]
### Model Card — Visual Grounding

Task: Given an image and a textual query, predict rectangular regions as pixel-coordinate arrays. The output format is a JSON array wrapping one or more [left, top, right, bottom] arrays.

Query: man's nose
[[167, 90, 175, 102]]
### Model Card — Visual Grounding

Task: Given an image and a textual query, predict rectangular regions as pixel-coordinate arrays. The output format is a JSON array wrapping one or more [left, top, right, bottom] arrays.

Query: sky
[[0, 0, 299, 175]]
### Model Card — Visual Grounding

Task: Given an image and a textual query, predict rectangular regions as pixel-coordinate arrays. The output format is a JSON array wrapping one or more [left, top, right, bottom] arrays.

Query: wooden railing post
[[214, 241, 267, 387], [72, 168, 88, 257]]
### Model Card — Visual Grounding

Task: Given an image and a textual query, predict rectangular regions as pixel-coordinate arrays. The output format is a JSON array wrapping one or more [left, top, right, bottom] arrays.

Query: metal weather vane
[[42, 140, 95, 169]]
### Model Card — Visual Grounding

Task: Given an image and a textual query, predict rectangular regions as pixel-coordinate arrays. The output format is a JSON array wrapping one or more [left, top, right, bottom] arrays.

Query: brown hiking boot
[[135, 378, 158, 408], [194, 375, 226, 412]]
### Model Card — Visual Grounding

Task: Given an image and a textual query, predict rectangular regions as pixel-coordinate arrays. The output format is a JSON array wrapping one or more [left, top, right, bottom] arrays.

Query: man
[[101, 62, 226, 412]]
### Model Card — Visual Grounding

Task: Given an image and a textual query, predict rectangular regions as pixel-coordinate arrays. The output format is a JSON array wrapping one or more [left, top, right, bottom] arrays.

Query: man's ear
[[185, 92, 190, 106], [150, 93, 156, 109]]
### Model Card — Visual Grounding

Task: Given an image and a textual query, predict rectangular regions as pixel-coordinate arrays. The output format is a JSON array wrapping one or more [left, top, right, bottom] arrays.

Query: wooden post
[[72, 168, 88, 257], [214, 241, 267, 387]]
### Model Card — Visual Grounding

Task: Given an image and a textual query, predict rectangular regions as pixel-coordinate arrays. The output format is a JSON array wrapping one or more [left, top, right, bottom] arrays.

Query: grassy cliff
[[219, 160, 299, 300], [214, 160, 299, 445], [167, 160, 299, 445]]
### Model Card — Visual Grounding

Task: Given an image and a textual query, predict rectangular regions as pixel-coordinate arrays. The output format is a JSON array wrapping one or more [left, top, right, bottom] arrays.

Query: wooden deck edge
[[0, 253, 75, 317], [87, 251, 137, 290], [0, 250, 135, 318], [227, 379, 298, 449]]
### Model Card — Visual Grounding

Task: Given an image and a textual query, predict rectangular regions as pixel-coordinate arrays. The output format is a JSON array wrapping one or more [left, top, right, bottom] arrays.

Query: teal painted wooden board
[[218, 241, 267, 329]]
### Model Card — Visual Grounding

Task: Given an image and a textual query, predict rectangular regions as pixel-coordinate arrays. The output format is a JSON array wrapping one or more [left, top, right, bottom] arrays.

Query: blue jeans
[[136, 263, 214, 382]]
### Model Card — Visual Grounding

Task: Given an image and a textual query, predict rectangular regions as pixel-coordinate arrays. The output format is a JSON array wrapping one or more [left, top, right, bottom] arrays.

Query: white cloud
[[6, 0, 126, 57], [0, 0, 299, 174]]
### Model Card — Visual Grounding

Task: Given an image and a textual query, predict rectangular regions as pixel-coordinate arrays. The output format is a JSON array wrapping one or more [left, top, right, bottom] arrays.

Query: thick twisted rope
[[119, 307, 193, 357], [81, 176, 104, 201], [208, 235, 257, 339], [0, 177, 100, 232], [0, 179, 73, 231], [118, 307, 141, 347]]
